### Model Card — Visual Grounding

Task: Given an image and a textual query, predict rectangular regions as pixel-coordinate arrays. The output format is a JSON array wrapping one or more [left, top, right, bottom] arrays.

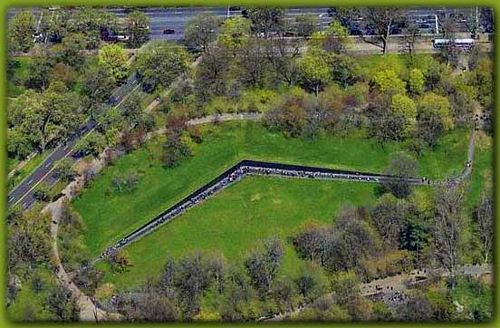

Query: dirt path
[[44, 199, 122, 322]]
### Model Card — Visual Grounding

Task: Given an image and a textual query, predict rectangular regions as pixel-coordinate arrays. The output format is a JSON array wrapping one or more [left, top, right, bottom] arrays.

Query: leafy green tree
[[193, 45, 230, 103], [75, 131, 106, 157], [9, 82, 82, 152], [53, 32, 87, 67], [298, 49, 331, 96], [217, 17, 251, 55], [125, 10, 150, 48], [408, 68, 425, 95], [50, 63, 77, 89], [67, 8, 118, 49], [184, 13, 221, 52], [8, 11, 36, 53], [416, 109, 445, 147], [390, 93, 417, 138], [417, 92, 454, 131], [54, 158, 76, 182], [98, 43, 129, 83], [24, 51, 55, 91], [372, 69, 406, 96], [330, 54, 361, 87], [135, 41, 191, 92], [81, 65, 116, 117], [244, 7, 285, 37]]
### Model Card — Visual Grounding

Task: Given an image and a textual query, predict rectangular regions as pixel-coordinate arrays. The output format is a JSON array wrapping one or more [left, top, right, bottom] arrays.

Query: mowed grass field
[[100, 176, 379, 289]]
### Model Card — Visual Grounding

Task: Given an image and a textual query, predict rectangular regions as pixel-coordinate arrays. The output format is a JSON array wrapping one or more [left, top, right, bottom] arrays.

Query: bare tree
[[432, 185, 465, 288], [360, 7, 404, 55], [474, 194, 493, 264]]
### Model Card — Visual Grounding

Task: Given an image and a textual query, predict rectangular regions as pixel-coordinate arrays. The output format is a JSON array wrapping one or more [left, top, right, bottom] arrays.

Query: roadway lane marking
[[8, 146, 61, 197], [12, 128, 95, 207], [10, 82, 140, 206]]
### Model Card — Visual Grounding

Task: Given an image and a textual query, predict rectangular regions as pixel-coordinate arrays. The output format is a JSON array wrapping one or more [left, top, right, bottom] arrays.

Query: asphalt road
[[7, 74, 139, 209], [7, 6, 482, 42]]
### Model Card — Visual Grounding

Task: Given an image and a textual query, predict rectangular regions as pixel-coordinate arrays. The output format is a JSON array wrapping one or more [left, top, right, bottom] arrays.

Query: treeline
[[8, 8, 150, 53], [7, 203, 80, 321]]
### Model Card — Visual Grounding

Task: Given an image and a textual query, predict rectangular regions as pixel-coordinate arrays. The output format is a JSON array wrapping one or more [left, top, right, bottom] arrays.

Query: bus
[[432, 38, 474, 49]]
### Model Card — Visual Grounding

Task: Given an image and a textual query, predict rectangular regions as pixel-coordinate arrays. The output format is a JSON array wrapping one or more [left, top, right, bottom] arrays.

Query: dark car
[[163, 28, 175, 35]]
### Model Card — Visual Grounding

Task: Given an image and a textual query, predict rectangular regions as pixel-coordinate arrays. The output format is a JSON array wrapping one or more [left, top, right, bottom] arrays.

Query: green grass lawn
[[73, 122, 473, 260], [100, 176, 378, 289]]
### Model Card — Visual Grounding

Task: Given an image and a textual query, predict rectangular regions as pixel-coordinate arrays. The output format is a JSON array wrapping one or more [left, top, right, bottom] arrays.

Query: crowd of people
[[98, 162, 426, 260]]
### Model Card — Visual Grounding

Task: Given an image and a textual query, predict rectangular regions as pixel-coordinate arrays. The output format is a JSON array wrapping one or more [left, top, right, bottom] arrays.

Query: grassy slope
[[73, 121, 472, 259], [100, 176, 378, 289]]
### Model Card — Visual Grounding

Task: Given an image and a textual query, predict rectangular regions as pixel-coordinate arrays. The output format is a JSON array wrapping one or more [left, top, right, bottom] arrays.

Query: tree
[[432, 185, 465, 288], [417, 92, 454, 131], [397, 294, 433, 321], [359, 8, 404, 55], [50, 63, 77, 89], [245, 237, 284, 296], [125, 10, 150, 48], [54, 158, 76, 182], [298, 49, 331, 96], [120, 92, 143, 128], [24, 52, 55, 91], [135, 41, 190, 92], [264, 94, 308, 137], [67, 8, 118, 49], [382, 152, 418, 199], [390, 93, 417, 138], [235, 38, 270, 88], [184, 13, 221, 52], [98, 44, 129, 83], [370, 194, 408, 249], [402, 21, 420, 57], [55, 32, 87, 67], [263, 33, 301, 87], [8, 11, 36, 52], [8, 210, 52, 272], [75, 131, 106, 157], [330, 54, 361, 88], [9, 82, 82, 152], [372, 69, 406, 96], [81, 65, 116, 117], [162, 133, 192, 168], [47, 285, 79, 321], [244, 7, 285, 38], [107, 249, 132, 273], [408, 68, 425, 95], [295, 14, 318, 37], [308, 20, 349, 53], [291, 222, 331, 265], [193, 45, 230, 103], [217, 17, 251, 55], [474, 192, 493, 264]]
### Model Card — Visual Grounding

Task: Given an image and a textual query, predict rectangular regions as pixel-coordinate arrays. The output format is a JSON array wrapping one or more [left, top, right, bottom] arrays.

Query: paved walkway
[[44, 199, 122, 322]]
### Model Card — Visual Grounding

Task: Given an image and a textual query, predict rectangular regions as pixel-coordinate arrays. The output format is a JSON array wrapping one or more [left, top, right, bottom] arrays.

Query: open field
[[73, 121, 481, 265], [99, 176, 380, 289]]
